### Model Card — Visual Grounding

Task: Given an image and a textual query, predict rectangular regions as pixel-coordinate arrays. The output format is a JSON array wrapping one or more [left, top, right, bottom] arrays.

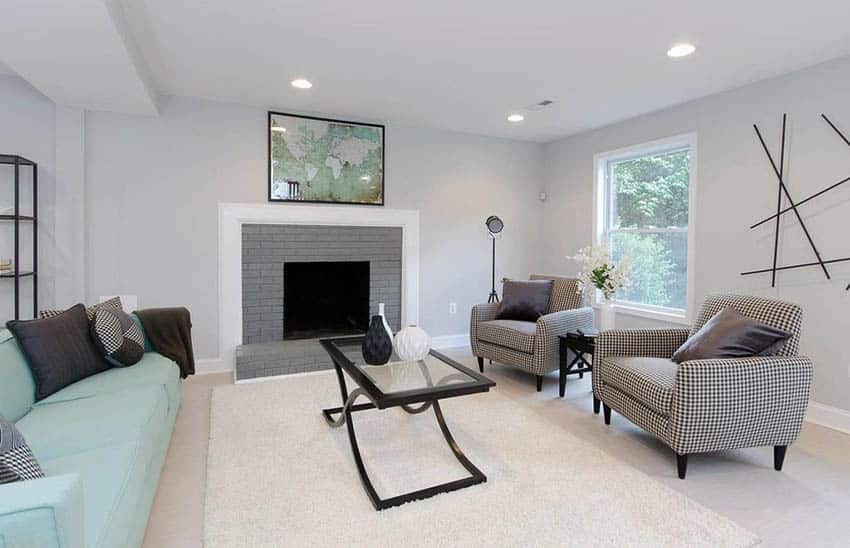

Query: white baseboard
[[431, 333, 470, 350], [806, 401, 850, 436], [194, 357, 230, 375]]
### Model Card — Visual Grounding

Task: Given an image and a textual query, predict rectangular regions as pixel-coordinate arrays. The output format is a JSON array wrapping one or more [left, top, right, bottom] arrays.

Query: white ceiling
[[0, 0, 158, 115], [4, 1, 850, 141]]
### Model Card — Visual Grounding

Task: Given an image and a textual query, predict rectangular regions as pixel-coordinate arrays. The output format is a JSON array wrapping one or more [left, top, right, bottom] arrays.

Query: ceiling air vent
[[525, 100, 554, 112]]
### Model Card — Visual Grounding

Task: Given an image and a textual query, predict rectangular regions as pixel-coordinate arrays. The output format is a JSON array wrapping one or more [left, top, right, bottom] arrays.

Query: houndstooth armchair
[[593, 294, 813, 479], [470, 275, 593, 391]]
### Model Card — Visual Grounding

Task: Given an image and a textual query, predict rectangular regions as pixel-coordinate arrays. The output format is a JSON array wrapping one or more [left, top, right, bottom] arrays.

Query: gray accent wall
[[241, 224, 402, 344], [541, 55, 850, 412]]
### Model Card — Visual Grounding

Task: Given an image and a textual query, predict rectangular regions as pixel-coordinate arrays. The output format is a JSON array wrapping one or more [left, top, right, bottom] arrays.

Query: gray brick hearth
[[237, 224, 403, 380]]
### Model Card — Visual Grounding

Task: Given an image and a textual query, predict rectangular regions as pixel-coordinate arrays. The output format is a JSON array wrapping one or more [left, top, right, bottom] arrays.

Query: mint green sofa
[[0, 325, 181, 548]]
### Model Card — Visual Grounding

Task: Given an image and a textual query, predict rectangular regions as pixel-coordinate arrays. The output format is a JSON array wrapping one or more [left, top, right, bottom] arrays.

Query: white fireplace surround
[[218, 203, 420, 372]]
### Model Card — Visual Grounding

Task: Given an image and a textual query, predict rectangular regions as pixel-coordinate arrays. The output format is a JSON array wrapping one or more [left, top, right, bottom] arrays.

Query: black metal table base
[[322, 363, 487, 511]]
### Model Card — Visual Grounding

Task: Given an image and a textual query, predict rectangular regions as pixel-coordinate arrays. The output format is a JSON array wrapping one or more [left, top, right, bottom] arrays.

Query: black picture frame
[[267, 111, 385, 206]]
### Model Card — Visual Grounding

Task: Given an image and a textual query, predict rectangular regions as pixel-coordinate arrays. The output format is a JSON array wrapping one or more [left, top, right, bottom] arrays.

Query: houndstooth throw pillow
[[0, 415, 44, 484], [90, 308, 145, 367], [39, 296, 123, 321]]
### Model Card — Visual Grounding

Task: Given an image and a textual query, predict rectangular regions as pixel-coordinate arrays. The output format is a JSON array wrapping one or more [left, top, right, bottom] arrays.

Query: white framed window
[[593, 133, 697, 323]]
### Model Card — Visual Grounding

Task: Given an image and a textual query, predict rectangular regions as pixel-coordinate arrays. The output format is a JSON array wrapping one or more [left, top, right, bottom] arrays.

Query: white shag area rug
[[204, 372, 759, 548]]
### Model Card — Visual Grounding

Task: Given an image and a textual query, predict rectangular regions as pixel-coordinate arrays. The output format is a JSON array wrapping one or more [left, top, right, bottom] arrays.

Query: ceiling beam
[[0, 0, 158, 115]]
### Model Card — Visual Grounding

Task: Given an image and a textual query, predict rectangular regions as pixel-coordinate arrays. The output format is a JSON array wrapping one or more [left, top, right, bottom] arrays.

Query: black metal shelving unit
[[0, 154, 37, 320]]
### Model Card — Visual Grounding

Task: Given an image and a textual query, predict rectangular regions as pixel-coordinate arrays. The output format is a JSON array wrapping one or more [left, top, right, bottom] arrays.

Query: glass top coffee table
[[320, 336, 496, 511]]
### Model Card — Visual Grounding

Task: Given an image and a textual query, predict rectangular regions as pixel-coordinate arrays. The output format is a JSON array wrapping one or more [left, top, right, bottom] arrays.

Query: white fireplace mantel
[[218, 202, 420, 371]]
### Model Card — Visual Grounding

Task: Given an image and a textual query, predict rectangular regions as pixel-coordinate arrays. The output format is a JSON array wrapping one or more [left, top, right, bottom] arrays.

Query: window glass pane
[[609, 148, 690, 229], [609, 231, 687, 310]]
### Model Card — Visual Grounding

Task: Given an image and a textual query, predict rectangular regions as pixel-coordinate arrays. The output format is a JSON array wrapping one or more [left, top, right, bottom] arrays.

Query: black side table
[[558, 329, 597, 397]]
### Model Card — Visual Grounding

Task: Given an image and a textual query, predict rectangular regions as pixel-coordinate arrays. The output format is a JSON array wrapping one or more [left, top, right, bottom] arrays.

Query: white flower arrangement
[[568, 243, 632, 301]]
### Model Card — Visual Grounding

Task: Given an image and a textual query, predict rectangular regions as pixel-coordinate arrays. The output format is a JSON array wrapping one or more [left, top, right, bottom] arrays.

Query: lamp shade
[[485, 215, 504, 235]]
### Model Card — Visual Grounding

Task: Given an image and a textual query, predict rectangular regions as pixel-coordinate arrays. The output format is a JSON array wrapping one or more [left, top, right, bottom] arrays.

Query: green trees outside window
[[605, 148, 690, 310]]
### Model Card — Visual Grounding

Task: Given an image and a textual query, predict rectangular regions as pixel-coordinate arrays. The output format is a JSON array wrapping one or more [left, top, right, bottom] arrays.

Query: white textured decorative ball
[[393, 325, 432, 361]]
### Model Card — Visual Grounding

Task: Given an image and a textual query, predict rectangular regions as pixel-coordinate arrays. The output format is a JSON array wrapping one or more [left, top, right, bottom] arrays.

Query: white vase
[[393, 325, 432, 361], [596, 298, 616, 331], [378, 303, 393, 341]]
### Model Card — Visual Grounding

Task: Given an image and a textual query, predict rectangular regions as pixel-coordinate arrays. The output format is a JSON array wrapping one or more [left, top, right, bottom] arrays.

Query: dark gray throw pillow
[[496, 280, 553, 322], [0, 415, 44, 484], [672, 307, 790, 363], [6, 304, 110, 401]]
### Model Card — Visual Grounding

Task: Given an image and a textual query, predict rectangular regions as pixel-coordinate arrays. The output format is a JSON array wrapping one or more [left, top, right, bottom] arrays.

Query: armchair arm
[[594, 328, 691, 360], [0, 474, 84, 548], [470, 303, 500, 356], [593, 328, 690, 400], [669, 356, 813, 455], [533, 307, 594, 373]]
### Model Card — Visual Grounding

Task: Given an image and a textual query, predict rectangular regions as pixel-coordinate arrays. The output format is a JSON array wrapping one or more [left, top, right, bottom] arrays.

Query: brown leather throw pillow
[[672, 307, 790, 363], [495, 280, 553, 322]]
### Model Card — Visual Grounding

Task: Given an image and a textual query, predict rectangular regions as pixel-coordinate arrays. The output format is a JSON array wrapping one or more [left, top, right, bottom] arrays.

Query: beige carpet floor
[[204, 370, 759, 547]]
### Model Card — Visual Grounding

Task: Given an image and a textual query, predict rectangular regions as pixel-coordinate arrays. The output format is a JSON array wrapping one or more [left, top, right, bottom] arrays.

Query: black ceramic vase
[[362, 315, 392, 365]]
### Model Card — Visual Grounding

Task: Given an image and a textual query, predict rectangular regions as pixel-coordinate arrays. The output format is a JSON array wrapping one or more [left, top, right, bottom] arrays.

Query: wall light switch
[[448, 302, 457, 315]]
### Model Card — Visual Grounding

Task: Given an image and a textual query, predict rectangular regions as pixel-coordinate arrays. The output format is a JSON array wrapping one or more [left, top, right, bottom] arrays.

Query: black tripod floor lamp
[[485, 215, 504, 303]]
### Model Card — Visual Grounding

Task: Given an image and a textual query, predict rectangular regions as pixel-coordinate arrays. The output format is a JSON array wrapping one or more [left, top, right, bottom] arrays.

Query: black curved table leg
[[321, 362, 487, 511]]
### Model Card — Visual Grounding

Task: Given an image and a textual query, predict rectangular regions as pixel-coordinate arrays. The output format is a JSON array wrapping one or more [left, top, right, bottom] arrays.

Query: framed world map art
[[268, 111, 385, 205]]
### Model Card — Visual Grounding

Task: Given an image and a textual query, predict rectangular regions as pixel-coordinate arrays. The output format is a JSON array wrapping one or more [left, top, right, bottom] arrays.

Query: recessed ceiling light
[[291, 78, 313, 89], [507, 114, 524, 123], [667, 43, 696, 58], [270, 126, 286, 133]]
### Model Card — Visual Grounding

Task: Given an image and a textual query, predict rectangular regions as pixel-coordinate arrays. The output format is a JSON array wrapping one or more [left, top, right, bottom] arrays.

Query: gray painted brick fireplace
[[237, 224, 403, 380]]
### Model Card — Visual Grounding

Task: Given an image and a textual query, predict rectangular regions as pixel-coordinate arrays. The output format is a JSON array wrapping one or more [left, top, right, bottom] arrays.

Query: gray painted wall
[[84, 96, 546, 358], [541, 56, 850, 411], [0, 76, 56, 321]]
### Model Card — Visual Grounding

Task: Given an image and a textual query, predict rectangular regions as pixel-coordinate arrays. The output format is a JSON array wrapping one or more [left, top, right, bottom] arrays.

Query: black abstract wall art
[[741, 114, 850, 291]]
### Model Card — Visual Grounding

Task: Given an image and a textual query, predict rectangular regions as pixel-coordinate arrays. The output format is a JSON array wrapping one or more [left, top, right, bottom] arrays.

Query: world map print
[[269, 113, 384, 204]]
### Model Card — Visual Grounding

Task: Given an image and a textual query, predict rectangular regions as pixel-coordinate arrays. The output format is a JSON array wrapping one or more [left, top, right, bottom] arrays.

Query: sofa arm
[[669, 356, 813, 455], [470, 303, 500, 356], [533, 307, 594, 373], [0, 474, 84, 548]]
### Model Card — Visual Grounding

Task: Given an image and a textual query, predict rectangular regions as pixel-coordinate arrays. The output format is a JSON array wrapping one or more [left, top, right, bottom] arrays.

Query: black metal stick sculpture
[[752, 120, 830, 281], [743, 114, 850, 290]]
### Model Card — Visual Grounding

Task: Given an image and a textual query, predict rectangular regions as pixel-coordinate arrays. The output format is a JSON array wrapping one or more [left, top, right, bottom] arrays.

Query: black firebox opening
[[283, 261, 369, 340]]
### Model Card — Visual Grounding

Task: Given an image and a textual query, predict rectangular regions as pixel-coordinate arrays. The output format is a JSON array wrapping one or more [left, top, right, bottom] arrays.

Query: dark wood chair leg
[[677, 454, 688, 479], [477, 356, 484, 373], [593, 397, 601, 415], [774, 445, 788, 471], [603, 404, 611, 425], [536, 375, 543, 392]]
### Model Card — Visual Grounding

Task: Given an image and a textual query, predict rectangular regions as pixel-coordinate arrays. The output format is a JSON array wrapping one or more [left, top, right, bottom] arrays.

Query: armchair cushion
[[601, 357, 678, 416], [478, 320, 536, 354]]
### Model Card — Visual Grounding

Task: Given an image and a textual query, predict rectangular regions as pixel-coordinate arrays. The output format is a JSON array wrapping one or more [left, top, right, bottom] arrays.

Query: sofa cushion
[[601, 356, 678, 416], [40, 442, 150, 548], [34, 352, 181, 412], [0, 329, 36, 422], [530, 275, 584, 313], [478, 319, 536, 354], [7, 304, 110, 401], [15, 384, 169, 462]]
